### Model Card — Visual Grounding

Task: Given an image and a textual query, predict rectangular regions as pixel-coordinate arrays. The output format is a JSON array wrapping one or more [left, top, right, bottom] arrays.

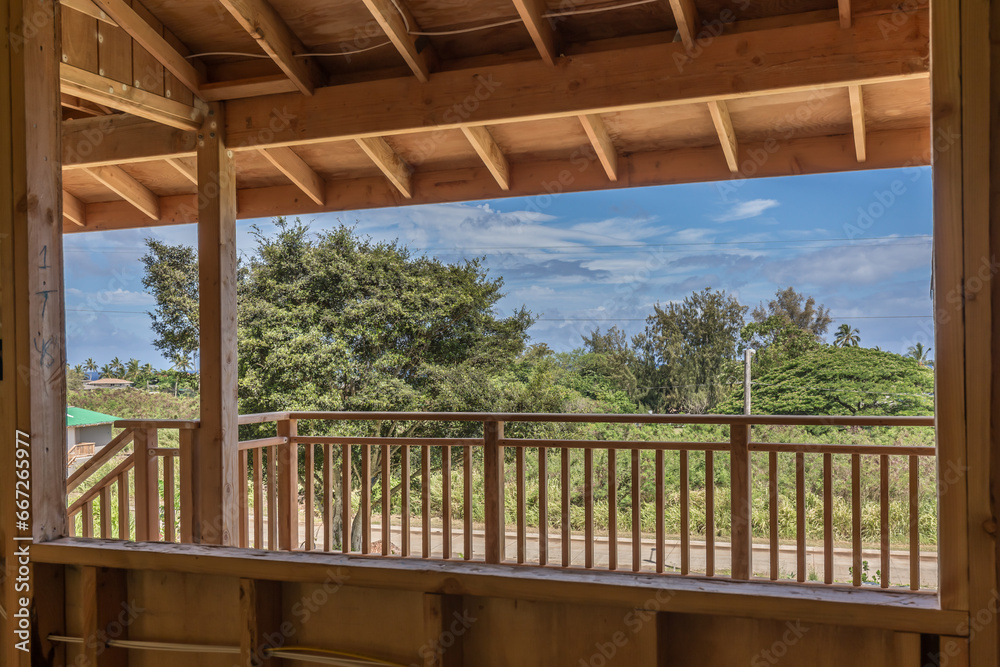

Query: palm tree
[[99, 363, 113, 378], [171, 353, 191, 374], [907, 342, 932, 367], [834, 323, 860, 347], [109, 356, 125, 378], [84, 358, 97, 373], [126, 358, 141, 379]]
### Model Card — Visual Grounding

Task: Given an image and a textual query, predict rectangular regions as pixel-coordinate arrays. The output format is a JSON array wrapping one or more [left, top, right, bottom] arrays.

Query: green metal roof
[[66, 406, 120, 428]]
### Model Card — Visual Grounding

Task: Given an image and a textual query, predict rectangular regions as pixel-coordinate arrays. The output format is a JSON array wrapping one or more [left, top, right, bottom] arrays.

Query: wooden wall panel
[[98, 20, 133, 85], [130, 0, 165, 94], [62, 8, 99, 71]]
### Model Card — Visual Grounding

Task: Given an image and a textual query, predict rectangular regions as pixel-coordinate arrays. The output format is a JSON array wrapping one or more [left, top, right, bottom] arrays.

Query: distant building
[[66, 407, 119, 468], [83, 377, 133, 390]]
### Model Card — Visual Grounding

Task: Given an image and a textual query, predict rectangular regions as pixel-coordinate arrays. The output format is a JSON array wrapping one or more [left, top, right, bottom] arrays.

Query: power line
[[535, 315, 933, 322]]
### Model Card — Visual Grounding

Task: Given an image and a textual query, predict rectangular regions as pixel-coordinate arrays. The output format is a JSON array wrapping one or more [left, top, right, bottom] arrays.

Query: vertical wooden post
[[132, 426, 159, 541], [195, 101, 240, 546], [277, 418, 299, 550], [0, 0, 65, 662], [484, 421, 504, 564], [423, 593, 465, 667], [179, 427, 196, 543], [240, 578, 283, 667], [729, 423, 752, 580]]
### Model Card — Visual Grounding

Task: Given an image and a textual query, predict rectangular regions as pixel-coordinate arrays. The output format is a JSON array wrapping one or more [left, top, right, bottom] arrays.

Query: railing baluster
[[69, 510, 76, 537], [769, 451, 778, 581], [705, 450, 714, 576], [253, 449, 262, 549], [655, 449, 664, 574], [422, 444, 430, 559], [361, 444, 371, 554], [305, 442, 315, 551], [442, 445, 452, 559], [516, 446, 525, 564], [118, 471, 129, 541], [909, 455, 920, 590], [852, 454, 862, 587], [165, 453, 176, 543], [133, 427, 159, 542], [323, 444, 332, 552], [680, 449, 689, 575], [178, 428, 194, 544], [538, 446, 548, 566], [402, 445, 411, 557], [730, 424, 751, 580], [561, 447, 570, 568], [824, 452, 833, 584], [83, 499, 93, 538], [267, 445, 277, 550], [880, 454, 890, 589], [608, 448, 617, 572], [796, 452, 805, 582], [277, 419, 298, 551], [484, 421, 504, 564], [382, 444, 391, 556], [631, 449, 640, 573], [464, 445, 472, 561], [239, 449, 248, 548], [342, 444, 351, 554], [99, 484, 111, 539]]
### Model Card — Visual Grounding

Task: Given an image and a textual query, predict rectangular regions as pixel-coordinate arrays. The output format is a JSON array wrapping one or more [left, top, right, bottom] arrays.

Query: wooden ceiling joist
[[707, 100, 739, 173], [839, 0, 852, 28], [512, 0, 558, 65], [62, 116, 197, 169], [848, 84, 866, 163], [355, 137, 414, 198], [165, 157, 198, 185], [578, 114, 619, 182], [221, 11, 928, 151], [60, 0, 115, 25], [88, 0, 206, 96], [67, 127, 930, 234], [667, 0, 701, 49], [60, 64, 205, 131], [461, 126, 510, 190], [361, 0, 436, 82], [216, 0, 325, 95], [259, 147, 326, 205], [84, 165, 161, 220], [63, 190, 87, 227]]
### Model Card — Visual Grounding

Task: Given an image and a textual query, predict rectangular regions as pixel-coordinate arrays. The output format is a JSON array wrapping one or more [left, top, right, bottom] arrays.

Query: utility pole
[[744, 349, 755, 415]]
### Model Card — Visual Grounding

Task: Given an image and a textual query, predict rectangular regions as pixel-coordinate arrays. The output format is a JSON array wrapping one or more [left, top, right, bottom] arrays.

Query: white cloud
[[765, 243, 931, 287], [713, 199, 780, 223]]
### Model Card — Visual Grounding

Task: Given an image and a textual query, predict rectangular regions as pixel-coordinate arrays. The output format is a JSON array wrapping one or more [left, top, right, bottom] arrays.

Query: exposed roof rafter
[[578, 114, 619, 182], [165, 157, 198, 185], [361, 0, 436, 82], [707, 100, 739, 173], [63, 190, 87, 227], [839, 0, 852, 28], [461, 125, 510, 190], [849, 84, 867, 162], [512, 0, 558, 64], [84, 165, 161, 220], [259, 147, 326, 205], [667, 0, 701, 50], [355, 137, 414, 198]]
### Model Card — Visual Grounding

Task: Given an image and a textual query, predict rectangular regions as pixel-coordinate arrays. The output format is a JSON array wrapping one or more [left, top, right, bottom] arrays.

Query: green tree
[[906, 342, 933, 367], [751, 286, 832, 336], [834, 323, 861, 347], [632, 288, 747, 413], [141, 239, 200, 364], [84, 357, 97, 373]]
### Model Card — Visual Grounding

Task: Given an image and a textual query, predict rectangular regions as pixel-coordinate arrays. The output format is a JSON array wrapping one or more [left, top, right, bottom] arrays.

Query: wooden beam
[[223, 10, 929, 151], [839, 0, 852, 28], [63, 190, 87, 227], [63, 115, 197, 169], [240, 579, 283, 667], [88, 0, 206, 95], [199, 74, 299, 102], [356, 136, 414, 198], [512, 0, 558, 65], [461, 126, 509, 190], [360, 0, 436, 82], [68, 127, 930, 233], [848, 84, 866, 163], [259, 147, 326, 205], [195, 103, 240, 546], [216, 0, 325, 95], [578, 114, 618, 181], [165, 157, 198, 185], [60, 64, 204, 131], [34, 537, 969, 637], [707, 100, 739, 173], [61, 0, 117, 24], [84, 165, 161, 219], [667, 0, 701, 49]]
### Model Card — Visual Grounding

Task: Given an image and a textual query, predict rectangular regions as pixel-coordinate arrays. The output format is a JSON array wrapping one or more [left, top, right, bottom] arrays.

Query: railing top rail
[[114, 419, 200, 430], [278, 411, 935, 427]]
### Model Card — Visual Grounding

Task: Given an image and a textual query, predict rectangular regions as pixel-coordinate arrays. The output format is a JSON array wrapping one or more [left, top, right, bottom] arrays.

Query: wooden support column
[[277, 418, 299, 550], [422, 593, 465, 667], [196, 102, 240, 546], [729, 423, 752, 580], [80, 566, 129, 667], [483, 421, 504, 564], [0, 0, 67, 663], [240, 578, 284, 667], [132, 426, 159, 541]]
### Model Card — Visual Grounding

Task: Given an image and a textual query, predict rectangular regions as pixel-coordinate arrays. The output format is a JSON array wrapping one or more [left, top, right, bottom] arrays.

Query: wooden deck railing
[[66, 412, 936, 590]]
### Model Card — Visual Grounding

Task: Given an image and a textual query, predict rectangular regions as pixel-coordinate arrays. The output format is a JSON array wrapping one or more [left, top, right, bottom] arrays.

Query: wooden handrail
[[66, 428, 134, 492], [68, 452, 135, 514], [238, 436, 289, 451], [114, 419, 199, 429], [750, 443, 936, 456]]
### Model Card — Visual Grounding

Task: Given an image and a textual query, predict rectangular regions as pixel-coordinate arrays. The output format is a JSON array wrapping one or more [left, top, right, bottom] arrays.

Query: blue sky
[[64, 166, 934, 369]]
